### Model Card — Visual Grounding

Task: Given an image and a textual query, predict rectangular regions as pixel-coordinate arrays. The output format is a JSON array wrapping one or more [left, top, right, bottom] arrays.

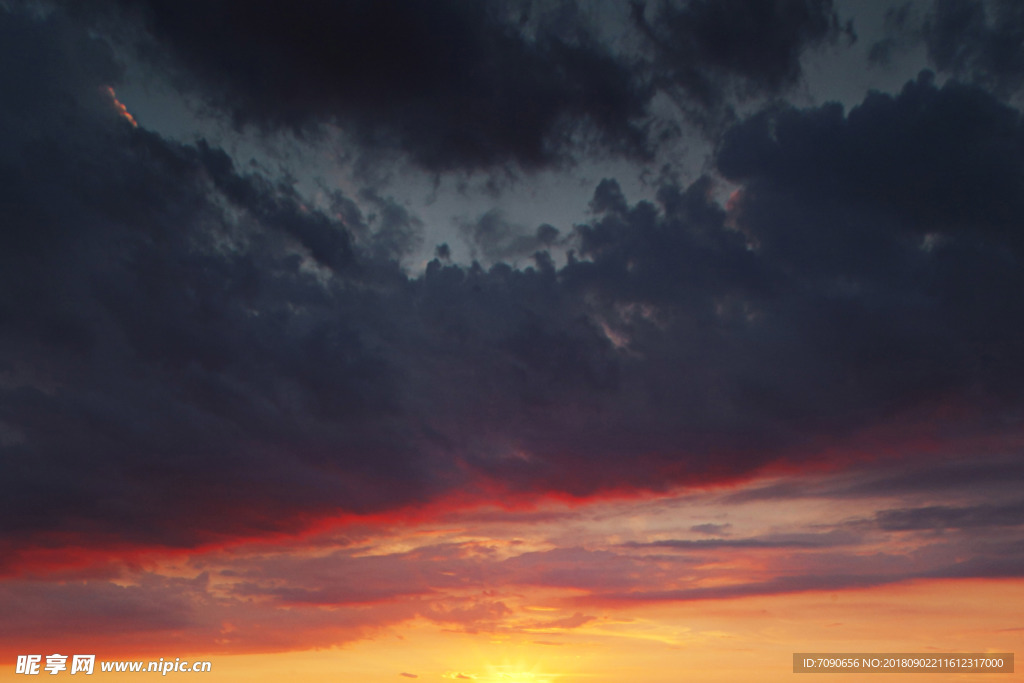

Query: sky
[[2, 0, 1024, 680]]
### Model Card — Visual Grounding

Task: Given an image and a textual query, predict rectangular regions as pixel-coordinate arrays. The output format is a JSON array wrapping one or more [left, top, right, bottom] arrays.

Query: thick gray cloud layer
[[57, 0, 849, 170], [2, 2, 1023, 554], [61, 0, 653, 170]]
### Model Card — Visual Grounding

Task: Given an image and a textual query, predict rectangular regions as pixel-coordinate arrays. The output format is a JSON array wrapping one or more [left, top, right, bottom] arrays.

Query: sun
[[480, 657, 558, 683]]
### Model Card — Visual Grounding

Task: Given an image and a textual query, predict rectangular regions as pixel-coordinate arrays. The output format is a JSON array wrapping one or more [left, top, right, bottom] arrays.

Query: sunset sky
[[2, 0, 1024, 680]]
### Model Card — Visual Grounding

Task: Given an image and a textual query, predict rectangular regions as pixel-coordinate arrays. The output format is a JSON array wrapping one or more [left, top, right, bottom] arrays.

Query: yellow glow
[[0, 577, 994, 683]]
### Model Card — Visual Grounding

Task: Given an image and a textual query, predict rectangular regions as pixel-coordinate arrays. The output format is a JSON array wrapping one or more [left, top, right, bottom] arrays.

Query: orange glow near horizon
[[2, 578, 1016, 682], [2, 464, 1022, 682]]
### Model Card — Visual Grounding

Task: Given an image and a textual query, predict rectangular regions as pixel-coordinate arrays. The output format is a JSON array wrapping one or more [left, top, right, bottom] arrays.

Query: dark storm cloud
[[0, 6, 441, 549], [454, 72, 1024, 493], [633, 0, 851, 109], [0, 3, 636, 549], [4, 2, 1024, 557], [56, 0, 853, 172], [924, 0, 1024, 95], [718, 71, 1024, 236], [869, 1, 1024, 98], [191, 141, 355, 271], [62, 0, 653, 171], [714, 72, 1024, 418]]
